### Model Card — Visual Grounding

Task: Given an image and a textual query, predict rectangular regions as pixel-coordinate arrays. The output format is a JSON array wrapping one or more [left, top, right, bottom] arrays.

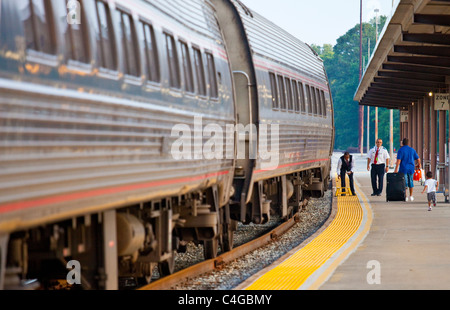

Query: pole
[[447, 81, 450, 202], [367, 106, 370, 155], [390, 109, 394, 168], [359, 0, 363, 80], [375, 9, 379, 42], [375, 107, 378, 144], [359, 0, 364, 154], [374, 9, 379, 145]]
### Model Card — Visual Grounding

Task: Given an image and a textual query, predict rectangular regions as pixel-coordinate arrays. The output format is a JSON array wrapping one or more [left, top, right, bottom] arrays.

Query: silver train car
[[0, 0, 334, 289]]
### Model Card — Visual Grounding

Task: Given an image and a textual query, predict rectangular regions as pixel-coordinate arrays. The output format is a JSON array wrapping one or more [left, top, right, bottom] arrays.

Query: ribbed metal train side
[[0, 0, 234, 232], [215, 0, 334, 223], [0, 0, 335, 289], [0, 0, 235, 289], [233, 0, 333, 176]]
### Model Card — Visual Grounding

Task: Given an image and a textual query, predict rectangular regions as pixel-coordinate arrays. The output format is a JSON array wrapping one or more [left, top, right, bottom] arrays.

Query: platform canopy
[[354, 0, 450, 109]]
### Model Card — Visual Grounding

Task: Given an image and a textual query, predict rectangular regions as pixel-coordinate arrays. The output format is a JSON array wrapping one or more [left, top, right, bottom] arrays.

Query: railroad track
[[138, 198, 319, 290]]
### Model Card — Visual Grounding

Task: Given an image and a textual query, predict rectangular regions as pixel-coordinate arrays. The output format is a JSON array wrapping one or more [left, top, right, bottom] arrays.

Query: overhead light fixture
[[429, 92, 433, 97]]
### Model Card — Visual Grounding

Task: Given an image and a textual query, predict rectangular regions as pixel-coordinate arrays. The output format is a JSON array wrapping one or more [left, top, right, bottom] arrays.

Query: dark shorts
[[427, 192, 436, 203]]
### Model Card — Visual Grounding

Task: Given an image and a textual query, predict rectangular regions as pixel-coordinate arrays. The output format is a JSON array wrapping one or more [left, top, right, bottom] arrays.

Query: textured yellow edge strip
[[305, 180, 373, 290], [245, 177, 373, 290]]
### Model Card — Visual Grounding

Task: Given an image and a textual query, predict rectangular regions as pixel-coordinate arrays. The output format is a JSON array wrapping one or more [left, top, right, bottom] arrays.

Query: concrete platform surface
[[321, 153, 450, 290]]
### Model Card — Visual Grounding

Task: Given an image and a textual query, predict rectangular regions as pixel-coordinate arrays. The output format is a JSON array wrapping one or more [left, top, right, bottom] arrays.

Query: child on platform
[[421, 171, 439, 211]]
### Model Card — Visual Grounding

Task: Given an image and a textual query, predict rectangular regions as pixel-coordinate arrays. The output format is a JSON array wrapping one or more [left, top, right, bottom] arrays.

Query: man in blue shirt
[[394, 138, 421, 202]]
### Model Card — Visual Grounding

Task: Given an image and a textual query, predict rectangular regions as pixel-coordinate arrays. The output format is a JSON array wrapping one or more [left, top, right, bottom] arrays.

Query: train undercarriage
[[0, 166, 329, 290]]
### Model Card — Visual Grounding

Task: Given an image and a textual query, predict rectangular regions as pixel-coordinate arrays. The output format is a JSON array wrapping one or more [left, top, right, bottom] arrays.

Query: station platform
[[238, 154, 450, 290]]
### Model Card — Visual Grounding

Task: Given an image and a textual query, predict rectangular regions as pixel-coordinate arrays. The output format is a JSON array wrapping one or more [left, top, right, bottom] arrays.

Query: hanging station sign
[[434, 93, 449, 110], [400, 111, 409, 123]]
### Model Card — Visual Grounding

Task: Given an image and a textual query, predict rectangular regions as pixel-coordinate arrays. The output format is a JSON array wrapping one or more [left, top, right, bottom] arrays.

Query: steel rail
[[138, 200, 309, 290]]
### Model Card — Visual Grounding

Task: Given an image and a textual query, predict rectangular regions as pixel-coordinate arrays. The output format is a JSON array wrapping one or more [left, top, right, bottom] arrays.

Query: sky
[[239, 0, 396, 46]]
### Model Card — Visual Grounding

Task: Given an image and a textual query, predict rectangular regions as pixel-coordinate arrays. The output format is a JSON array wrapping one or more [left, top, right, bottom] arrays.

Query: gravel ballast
[[170, 189, 333, 290]]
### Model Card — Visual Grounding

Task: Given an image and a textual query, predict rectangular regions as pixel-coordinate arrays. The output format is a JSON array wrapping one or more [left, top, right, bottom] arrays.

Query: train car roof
[[231, 0, 327, 84], [141, 0, 223, 42]]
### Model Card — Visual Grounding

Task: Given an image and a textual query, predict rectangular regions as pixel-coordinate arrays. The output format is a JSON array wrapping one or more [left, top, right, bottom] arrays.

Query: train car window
[[285, 77, 293, 112], [305, 85, 312, 114], [298, 82, 306, 113], [312, 88, 318, 115], [22, 0, 56, 54], [23, 0, 36, 51], [277, 75, 286, 110], [141, 22, 160, 82], [117, 10, 140, 76], [315, 88, 322, 116], [165, 33, 181, 89], [95, 0, 117, 70], [292, 80, 299, 112], [193, 47, 206, 96], [269, 73, 279, 109], [60, 0, 89, 63], [310, 87, 317, 115], [206, 53, 218, 99], [316, 88, 321, 116], [321, 90, 327, 117], [58, 0, 89, 63], [180, 41, 194, 93]]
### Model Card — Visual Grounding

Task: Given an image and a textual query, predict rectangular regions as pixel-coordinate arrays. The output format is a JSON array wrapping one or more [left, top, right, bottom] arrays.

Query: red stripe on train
[[254, 158, 330, 174], [0, 170, 230, 214]]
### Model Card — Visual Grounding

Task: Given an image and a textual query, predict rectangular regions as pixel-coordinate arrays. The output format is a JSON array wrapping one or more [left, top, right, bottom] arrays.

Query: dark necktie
[[374, 148, 379, 164]]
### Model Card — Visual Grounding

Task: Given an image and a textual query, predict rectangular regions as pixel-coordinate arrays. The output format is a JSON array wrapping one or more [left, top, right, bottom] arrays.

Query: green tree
[[311, 43, 334, 61], [314, 16, 399, 152]]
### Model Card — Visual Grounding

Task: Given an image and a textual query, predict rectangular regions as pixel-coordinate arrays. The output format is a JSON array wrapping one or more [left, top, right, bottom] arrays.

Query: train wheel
[[312, 181, 325, 198], [222, 220, 236, 252], [158, 252, 175, 276], [136, 262, 157, 286], [319, 182, 325, 198], [203, 238, 219, 259]]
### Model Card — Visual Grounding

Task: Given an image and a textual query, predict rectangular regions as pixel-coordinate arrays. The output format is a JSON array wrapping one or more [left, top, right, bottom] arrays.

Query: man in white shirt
[[367, 139, 390, 196]]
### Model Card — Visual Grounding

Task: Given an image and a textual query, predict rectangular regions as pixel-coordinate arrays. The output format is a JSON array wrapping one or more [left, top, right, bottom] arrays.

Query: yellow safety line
[[245, 177, 373, 290]]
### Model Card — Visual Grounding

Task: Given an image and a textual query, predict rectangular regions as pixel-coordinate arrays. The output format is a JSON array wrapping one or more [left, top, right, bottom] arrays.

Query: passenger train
[[0, 0, 334, 289]]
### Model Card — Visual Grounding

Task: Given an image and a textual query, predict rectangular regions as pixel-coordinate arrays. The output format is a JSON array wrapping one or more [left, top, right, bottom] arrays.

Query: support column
[[412, 102, 418, 150], [403, 121, 408, 141], [417, 100, 424, 162], [439, 110, 446, 188], [423, 97, 431, 173], [408, 105, 413, 144], [375, 107, 378, 145], [431, 99, 438, 177], [400, 117, 404, 142], [367, 106, 370, 154], [400, 113, 407, 143], [447, 79, 450, 202], [390, 109, 394, 168]]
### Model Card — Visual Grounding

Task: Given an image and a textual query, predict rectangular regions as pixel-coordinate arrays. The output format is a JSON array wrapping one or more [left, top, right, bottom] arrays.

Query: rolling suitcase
[[386, 172, 406, 202]]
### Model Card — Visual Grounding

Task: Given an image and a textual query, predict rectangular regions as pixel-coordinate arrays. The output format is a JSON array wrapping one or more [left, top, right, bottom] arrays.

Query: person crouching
[[337, 152, 356, 196]]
